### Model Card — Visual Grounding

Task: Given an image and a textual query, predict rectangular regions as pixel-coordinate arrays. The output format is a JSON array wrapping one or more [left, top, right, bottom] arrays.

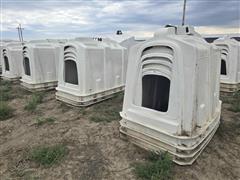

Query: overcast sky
[[1, 0, 239, 40]]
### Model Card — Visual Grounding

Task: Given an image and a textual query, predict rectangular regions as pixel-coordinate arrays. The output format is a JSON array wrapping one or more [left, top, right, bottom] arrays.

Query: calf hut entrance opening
[[142, 75, 170, 112], [64, 60, 78, 85], [4, 56, 10, 71], [221, 59, 227, 75], [23, 57, 31, 76]]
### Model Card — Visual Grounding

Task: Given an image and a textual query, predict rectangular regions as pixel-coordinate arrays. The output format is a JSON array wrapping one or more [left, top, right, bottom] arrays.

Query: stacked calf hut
[[1, 42, 23, 81], [56, 37, 127, 106], [120, 25, 222, 165]]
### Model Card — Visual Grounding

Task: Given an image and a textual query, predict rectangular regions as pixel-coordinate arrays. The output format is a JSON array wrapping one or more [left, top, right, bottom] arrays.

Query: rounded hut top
[[4, 42, 23, 51], [29, 39, 67, 43], [135, 25, 212, 55], [138, 25, 209, 54], [67, 37, 125, 49], [5, 42, 22, 47], [25, 39, 67, 49], [154, 25, 202, 38]]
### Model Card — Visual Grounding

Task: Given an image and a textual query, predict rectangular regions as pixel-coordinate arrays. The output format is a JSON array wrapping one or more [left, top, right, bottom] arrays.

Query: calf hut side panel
[[214, 37, 240, 93], [120, 25, 221, 165], [1, 42, 23, 81], [56, 38, 127, 106]]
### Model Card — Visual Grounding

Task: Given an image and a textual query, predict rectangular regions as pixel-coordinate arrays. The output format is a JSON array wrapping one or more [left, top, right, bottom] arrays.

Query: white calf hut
[[214, 37, 240, 92], [0, 42, 6, 74], [0, 40, 15, 74], [2, 42, 23, 80], [56, 38, 127, 106], [21, 40, 66, 91], [120, 25, 222, 165]]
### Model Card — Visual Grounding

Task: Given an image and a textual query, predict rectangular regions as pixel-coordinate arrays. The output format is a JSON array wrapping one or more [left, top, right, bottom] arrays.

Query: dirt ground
[[0, 83, 239, 180]]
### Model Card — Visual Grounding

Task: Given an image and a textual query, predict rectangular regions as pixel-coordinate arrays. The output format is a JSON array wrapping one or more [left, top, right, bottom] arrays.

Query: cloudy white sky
[[0, 0, 239, 40]]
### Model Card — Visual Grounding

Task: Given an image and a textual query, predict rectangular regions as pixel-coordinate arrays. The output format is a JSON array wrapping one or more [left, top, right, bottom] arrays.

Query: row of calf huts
[[0, 25, 239, 165]]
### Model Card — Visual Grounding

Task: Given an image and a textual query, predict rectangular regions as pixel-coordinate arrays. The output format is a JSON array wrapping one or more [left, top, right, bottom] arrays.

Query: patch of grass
[[0, 101, 14, 121], [134, 152, 173, 180], [12, 169, 36, 179], [217, 118, 240, 138], [89, 110, 120, 122], [0, 91, 13, 101], [228, 91, 240, 112], [0, 80, 30, 101], [59, 102, 71, 113], [229, 102, 240, 112], [0, 79, 12, 86], [30, 144, 67, 167], [24, 93, 43, 112], [0, 81, 13, 101], [79, 107, 87, 115], [221, 97, 233, 104], [13, 87, 31, 98], [88, 92, 123, 122], [90, 115, 106, 122], [35, 117, 56, 126], [0, 83, 12, 92]]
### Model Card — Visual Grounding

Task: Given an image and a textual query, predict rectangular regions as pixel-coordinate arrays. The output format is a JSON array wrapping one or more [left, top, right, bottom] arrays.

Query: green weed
[[30, 144, 67, 167], [88, 93, 123, 122], [0, 101, 14, 120], [24, 93, 43, 112], [35, 117, 56, 126], [134, 152, 173, 180]]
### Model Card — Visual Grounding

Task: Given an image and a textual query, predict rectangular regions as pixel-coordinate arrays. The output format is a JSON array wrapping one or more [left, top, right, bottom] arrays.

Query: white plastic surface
[[56, 38, 127, 106], [120, 25, 222, 165]]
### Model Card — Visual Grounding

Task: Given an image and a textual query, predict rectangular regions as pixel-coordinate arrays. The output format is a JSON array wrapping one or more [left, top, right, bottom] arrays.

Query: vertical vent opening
[[221, 59, 227, 75], [23, 57, 31, 76], [64, 60, 78, 85], [4, 56, 10, 71], [142, 75, 170, 112]]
